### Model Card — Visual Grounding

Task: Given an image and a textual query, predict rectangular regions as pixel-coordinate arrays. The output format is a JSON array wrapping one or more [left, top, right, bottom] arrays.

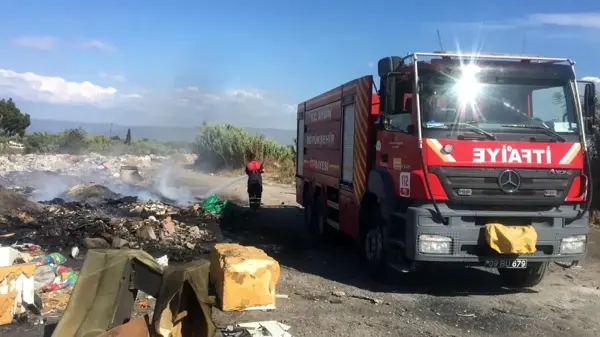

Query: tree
[[0, 98, 31, 137], [58, 128, 87, 154], [125, 128, 132, 145]]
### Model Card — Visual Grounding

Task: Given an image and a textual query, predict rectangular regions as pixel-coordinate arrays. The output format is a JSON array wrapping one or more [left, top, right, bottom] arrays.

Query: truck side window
[[387, 80, 413, 133], [532, 86, 575, 130]]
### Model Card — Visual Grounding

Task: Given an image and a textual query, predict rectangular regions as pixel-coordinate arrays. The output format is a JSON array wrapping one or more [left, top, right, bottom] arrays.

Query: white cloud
[[582, 76, 600, 84], [98, 72, 126, 82], [124, 93, 143, 99], [0, 69, 296, 129], [528, 13, 600, 29], [12, 36, 59, 50], [225, 89, 264, 100], [0, 69, 117, 105], [81, 39, 117, 53], [452, 12, 600, 33]]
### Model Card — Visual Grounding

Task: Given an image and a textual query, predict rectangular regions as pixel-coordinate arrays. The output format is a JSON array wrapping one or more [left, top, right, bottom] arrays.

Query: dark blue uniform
[[245, 160, 264, 209]]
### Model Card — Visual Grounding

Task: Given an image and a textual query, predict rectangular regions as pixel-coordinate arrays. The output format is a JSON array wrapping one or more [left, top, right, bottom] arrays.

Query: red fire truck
[[295, 51, 597, 287]]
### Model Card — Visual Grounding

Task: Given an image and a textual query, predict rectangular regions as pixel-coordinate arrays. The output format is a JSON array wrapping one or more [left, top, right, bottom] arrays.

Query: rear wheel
[[498, 262, 549, 288], [305, 195, 333, 243], [303, 196, 315, 230], [361, 207, 388, 280]]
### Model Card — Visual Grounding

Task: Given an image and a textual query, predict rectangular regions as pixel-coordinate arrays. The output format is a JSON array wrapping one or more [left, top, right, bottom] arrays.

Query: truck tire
[[498, 262, 549, 288], [362, 207, 388, 280], [305, 196, 333, 243], [304, 195, 316, 230]]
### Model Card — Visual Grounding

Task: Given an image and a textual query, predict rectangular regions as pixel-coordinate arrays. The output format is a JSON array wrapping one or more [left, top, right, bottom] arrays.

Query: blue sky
[[0, 0, 599, 130]]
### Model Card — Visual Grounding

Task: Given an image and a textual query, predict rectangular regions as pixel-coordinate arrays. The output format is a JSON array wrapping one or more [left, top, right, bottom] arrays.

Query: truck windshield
[[419, 64, 579, 135]]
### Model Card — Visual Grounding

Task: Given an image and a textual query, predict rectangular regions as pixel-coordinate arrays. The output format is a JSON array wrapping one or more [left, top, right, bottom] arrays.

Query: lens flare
[[454, 64, 482, 103]]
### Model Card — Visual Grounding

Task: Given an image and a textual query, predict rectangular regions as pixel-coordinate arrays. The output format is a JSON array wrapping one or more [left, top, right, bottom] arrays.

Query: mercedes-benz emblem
[[498, 169, 521, 193]]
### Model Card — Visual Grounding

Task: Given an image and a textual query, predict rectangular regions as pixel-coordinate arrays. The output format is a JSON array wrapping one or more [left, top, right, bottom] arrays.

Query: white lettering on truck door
[[399, 172, 410, 197]]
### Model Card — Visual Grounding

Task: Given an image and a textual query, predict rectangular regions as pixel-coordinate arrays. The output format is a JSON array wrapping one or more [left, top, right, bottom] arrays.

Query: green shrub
[[194, 123, 295, 178], [18, 129, 192, 156], [24, 132, 61, 153], [58, 128, 88, 154]]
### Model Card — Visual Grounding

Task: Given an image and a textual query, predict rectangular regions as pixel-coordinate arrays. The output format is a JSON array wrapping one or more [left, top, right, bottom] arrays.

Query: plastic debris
[[71, 246, 80, 259], [236, 321, 292, 337], [156, 255, 169, 267], [32, 252, 67, 266], [202, 194, 231, 215]]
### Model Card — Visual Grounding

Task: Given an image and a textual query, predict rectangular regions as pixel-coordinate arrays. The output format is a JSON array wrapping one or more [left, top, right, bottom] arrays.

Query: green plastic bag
[[202, 194, 230, 215]]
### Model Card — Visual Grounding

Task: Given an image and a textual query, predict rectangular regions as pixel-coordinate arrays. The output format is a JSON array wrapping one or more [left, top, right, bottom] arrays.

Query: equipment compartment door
[[341, 99, 355, 184], [297, 118, 304, 176]]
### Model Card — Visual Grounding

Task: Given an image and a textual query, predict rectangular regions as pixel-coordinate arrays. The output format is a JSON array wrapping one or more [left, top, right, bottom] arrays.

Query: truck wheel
[[362, 208, 388, 280], [304, 196, 316, 230], [498, 262, 549, 288], [305, 196, 333, 242]]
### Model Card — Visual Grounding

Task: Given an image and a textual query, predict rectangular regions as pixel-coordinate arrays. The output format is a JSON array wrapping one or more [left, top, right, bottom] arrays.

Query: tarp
[[52, 250, 216, 337], [485, 223, 538, 254], [51, 250, 163, 337], [202, 194, 231, 215], [151, 259, 216, 337]]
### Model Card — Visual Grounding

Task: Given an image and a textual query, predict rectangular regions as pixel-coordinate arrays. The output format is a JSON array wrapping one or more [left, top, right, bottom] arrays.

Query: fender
[[366, 168, 397, 221]]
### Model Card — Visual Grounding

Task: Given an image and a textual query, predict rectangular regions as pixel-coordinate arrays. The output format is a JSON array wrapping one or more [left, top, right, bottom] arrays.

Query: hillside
[[28, 119, 296, 145]]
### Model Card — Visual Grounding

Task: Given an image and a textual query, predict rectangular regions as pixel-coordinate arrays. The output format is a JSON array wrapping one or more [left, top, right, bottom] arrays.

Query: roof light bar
[[402, 51, 571, 64]]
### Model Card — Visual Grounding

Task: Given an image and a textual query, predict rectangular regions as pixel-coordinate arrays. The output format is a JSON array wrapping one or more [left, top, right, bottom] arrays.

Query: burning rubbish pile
[[0, 181, 234, 328], [0, 153, 271, 332], [0, 153, 198, 203], [0, 153, 197, 179], [0, 182, 231, 262]]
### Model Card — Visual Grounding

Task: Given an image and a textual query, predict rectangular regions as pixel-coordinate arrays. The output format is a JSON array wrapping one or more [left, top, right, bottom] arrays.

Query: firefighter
[[245, 155, 264, 210]]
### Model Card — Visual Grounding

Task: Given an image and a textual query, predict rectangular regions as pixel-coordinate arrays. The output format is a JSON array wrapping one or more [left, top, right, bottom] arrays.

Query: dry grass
[[264, 159, 295, 185]]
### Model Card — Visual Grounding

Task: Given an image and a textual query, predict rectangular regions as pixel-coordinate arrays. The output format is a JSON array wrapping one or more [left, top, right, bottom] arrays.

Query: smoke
[[28, 172, 77, 201], [152, 164, 195, 205], [3, 153, 245, 207]]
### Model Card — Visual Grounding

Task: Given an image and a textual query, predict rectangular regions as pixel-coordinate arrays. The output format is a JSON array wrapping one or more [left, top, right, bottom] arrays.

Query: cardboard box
[[210, 243, 280, 312], [0, 247, 36, 326]]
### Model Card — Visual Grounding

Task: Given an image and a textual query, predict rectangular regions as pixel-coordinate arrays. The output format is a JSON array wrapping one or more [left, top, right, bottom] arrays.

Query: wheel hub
[[365, 228, 383, 261]]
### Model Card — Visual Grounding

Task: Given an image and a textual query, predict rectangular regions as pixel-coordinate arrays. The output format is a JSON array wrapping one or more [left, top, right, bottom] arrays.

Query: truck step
[[326, 200, 339, 210], [326, 218, 340, 230]]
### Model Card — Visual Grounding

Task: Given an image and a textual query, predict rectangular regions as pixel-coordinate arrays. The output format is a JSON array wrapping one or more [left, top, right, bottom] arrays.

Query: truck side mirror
[[385, 76, 397, 114], [581, 81, 597, 133], [377, 56, 403, 77]]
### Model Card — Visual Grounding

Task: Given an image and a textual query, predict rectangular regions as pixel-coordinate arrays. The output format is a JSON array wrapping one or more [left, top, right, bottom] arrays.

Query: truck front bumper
[[403, 204, 589, 263]]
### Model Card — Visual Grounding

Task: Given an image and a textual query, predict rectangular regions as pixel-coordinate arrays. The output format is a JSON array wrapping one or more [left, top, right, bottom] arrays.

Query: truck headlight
[[419, 235, 452, 254], [560, 235, 587, 255]]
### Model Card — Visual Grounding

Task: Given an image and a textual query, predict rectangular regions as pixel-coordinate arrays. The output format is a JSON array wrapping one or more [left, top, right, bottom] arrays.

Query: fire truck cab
[[296, 51, 597, 288]]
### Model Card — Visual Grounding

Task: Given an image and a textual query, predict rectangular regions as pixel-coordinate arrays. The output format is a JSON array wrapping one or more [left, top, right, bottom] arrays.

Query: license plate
[[484, 259, 527, 269]]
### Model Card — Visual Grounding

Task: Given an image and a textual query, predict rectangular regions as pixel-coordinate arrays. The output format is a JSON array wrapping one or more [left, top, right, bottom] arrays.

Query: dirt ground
[[2, 171, 600, 337]]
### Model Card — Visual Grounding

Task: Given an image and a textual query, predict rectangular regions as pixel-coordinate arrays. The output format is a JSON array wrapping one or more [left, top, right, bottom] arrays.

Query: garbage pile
[[0, 247, 80, 326], [0, 153, 198, 195], [0, 184, 231, 262]]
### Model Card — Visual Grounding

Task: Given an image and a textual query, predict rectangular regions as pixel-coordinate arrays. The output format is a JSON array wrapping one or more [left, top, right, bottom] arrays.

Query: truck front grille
[[430, 167, 579, 207]]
